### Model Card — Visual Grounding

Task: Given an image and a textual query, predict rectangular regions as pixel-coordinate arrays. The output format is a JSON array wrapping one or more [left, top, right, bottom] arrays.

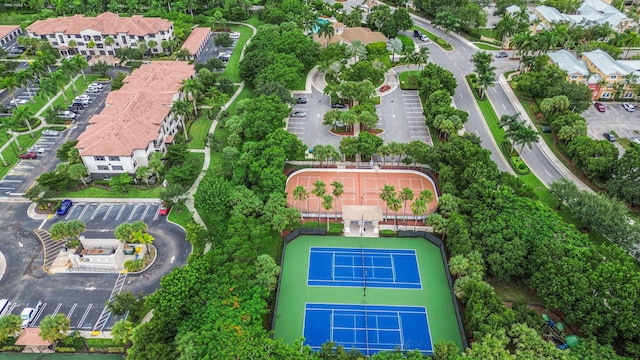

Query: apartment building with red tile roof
[[75, 61, 194, 179], [181, 27, 212, 61], [0, 25, 22, 48], [26, 12, 173, 57]]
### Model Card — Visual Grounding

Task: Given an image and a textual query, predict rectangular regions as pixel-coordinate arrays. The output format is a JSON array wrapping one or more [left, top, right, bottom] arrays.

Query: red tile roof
[[76, 61, 194, 157], [182, 27, 211, 55], [26, 12, 172, 36], [0, 25, 20, 39]]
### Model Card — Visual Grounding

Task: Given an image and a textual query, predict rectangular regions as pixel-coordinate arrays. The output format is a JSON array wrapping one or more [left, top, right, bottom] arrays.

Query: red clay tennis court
[[285, 169, 438, 217]]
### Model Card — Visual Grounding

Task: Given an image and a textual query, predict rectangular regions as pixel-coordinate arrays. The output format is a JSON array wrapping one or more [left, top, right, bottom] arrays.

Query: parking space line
[[128, 204, 141, 220], [52, 303, 62, 316], [91, 204, 105, 220], [115, 205, 126, 220], [32, 302, 47, 326], [103, 204, 115, 220], [76, 304, 93, 329], [68, 303, 77, 318], [140, 204, 151, 220], [77, 204, 91, 220]]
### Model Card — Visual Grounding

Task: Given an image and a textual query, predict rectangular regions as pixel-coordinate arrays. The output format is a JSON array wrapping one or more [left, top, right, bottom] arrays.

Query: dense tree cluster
[[239, 22, 319, 89]]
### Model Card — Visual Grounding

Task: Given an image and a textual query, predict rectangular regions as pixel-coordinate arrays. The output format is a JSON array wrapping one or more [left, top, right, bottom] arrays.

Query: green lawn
[[0, 128, 46, 179], [187, 115, 213, 149], [223, 24, 255, 83], [474, 42, 501, 50], [57, 185, 163, 198], [241, 15, 264, 28], [167, 203, 193, 229]]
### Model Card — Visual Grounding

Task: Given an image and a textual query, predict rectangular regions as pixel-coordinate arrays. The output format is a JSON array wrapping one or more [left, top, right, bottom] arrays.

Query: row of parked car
[[0, 299, 43, 328]]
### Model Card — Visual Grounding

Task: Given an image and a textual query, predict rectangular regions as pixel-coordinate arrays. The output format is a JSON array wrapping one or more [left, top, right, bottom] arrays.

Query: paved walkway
[[182, 22, 257, 228]]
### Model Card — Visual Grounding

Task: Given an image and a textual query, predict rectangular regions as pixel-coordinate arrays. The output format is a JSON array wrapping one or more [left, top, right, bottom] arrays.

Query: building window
[[112, 165, 124, 170], [93, 35, 101, 41], [133, 160, 137, 168], [601, 92, 611, 99], [149, 34, 156, 38], [570, 75, 578, 80], [109, 156, 120, 161], [75, 35, 81, 39], [49, 34, 55, 39], [94, 156, 106, 161], [610, 75, 617, 80], [607, 83, 614, 89], [40, 35, 46, 40], [623, 92, 634, 98], [97, 165, 109, 170], [129, 35, 135, 39], [52, 42, 58, 46], [83, 35, 90, 41], [78, 42, 85, 46]]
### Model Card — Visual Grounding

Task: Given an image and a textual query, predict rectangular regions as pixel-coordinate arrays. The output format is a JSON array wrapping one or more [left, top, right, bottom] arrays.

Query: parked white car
[[86, 87, 101, 93], [623, 103, 636, 112], [28, 146, 45, 154], [229, 32, 240, 39], [43, 129, 60, 136], [90, 82, 104, 89], [75, 94, 91, 101], [9, 98, 28, 106], [20, 301, 42, 328], [57, 111, 76, 119]]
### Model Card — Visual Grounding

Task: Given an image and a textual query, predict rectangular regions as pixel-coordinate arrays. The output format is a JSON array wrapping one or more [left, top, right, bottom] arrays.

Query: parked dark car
[[603, 133, 616, 142], [495, 51, 508, 58], [331, 103, 346, 109], [380, 85, 391, 92], [413, 30, 422, 38], [57, 199, 73, 216], [295, 97, 307, 104], [594, 102, 605, 112]]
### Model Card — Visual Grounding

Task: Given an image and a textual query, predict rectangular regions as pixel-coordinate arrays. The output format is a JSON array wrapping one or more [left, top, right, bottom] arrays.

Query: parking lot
[[583, 102, 640, 153], [51, 201, 164, 228], [194, 31, 239, 67], [0, 81, 110, 197]]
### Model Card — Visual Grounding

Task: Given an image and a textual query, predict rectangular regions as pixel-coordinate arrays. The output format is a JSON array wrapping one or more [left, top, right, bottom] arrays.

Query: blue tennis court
[[307, 247, 422, 289], [303, 303, 433, 355]]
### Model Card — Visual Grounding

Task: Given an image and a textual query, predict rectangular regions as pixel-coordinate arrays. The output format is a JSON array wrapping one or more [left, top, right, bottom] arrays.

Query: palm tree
[[388, 196, 402, 231], [293, 185, 309, 221], [29, 59, 48, 79], [39, 78, 59, 112], [70, 55, 89, 82], [39, 313, 70, 343], [58, 59, 78, 92], [131, 230, 155, 253], [0, 75, 20, 103], [347, 40, 367, 63], [331, 181, 344, 213], [410, 198, 427, 231], [37, 50, 56, 74], [311, 180, 327, 223], [417, 46, 430, 69], [379, 184, 396, 220], [477, 70, 496, 99], [494, 12, 517, 49], [622, 30, 640, 59], [321, 195, 334, 230], [11, 105, 34, 137], [170, 99, 192, 139], [398, 187, 414, 228], [317, 21, 335, 47], [419, 190, 433, 212], [111, 319, 134, 349], [15, 70, 34, 98], [181, 78, 204, 116], [147, 40, 158, 56], [512, 123, 539, 158], [49, 71, 69, 101]]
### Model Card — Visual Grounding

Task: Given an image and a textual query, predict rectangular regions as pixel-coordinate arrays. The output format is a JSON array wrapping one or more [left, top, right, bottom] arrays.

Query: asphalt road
[[0, 200, 189, 330]]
